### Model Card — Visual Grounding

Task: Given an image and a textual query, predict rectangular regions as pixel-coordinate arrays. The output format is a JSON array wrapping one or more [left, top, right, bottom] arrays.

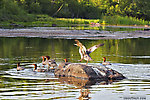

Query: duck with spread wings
[[74, 40, 104, 64]]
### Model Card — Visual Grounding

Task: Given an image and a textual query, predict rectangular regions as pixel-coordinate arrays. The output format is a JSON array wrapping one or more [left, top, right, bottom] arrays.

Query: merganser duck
[[42, 56, 46, 65], [64, 58, 71, 65], [102, 57, 111, 65], [45, 56, 57, 68], [17, 62, 25, 71], [42, 56, 51, 65], [33, 64, 47, 72], [64, 58, 68, 63], [56, 58, 70, 71], [49, 59, 57, 68], [74, 39, 104, 64]]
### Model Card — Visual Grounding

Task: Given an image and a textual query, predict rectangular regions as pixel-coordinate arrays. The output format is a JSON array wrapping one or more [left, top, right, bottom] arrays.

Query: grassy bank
[[103, 16, 149, 25], [0, 15, 149, 28]]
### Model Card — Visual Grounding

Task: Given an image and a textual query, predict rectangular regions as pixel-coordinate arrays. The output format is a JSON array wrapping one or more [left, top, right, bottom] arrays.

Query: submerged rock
[[54, 63, 125, 80]]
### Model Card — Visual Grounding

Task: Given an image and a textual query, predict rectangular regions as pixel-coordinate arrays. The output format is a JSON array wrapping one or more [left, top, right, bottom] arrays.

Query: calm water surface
[[0, 37, 150, 100]]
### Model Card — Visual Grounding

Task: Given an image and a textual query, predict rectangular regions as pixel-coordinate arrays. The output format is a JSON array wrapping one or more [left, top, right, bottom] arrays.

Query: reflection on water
[[0, 38, 150, 99], [5, 25, 147, 32], [67, 25, 146, 32]]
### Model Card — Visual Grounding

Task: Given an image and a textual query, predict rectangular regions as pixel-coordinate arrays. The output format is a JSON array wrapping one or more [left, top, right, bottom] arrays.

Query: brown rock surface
[[55, 63, 125, 80]]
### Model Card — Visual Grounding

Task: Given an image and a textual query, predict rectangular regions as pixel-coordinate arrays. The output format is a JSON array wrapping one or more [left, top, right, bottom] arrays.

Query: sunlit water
[[0, 37, 150, 100]]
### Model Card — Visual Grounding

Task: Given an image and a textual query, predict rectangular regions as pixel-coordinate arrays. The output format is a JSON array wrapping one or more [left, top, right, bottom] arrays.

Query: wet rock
[[52, 24, 57, 27], [9, 23, 24, 28], [54, 63, 125, 80], [0, 27, 150, 39]]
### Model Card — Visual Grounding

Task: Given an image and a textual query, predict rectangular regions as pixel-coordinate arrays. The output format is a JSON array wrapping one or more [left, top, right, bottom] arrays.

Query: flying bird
[[74, 40, 104, 64]]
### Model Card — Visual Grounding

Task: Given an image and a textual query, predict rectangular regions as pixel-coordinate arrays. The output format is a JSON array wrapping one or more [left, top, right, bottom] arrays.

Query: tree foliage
[[0, 0, 149, 21], [0, 0, 35, 21]]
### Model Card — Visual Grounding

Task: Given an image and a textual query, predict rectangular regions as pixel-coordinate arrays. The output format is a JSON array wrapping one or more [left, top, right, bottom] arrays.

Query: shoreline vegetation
[[0, 15, 150, 28], [0, 0, 150, 28]]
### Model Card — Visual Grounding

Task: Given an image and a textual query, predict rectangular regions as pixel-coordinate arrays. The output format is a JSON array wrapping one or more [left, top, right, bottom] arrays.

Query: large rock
[[54, 63, 125, 80]]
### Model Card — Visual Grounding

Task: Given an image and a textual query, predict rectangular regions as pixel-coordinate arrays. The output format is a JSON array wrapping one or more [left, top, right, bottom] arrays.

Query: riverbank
[[0, 26, 150, 39], [1, 15, 149, 29]]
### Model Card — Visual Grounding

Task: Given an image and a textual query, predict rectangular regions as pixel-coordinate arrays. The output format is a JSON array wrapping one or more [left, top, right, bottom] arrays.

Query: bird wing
[[86, 43, 104, 54]]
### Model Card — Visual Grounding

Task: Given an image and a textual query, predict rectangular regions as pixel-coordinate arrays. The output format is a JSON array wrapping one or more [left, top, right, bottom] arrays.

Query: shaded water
[[0, 37, 150, 100]]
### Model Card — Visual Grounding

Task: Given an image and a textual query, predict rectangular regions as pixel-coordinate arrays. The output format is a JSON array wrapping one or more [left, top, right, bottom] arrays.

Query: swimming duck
[[17, 62, 25, 71], [49, 59, 57, 68], [42, 56, 57, 66], [102, 57, 111, 65], [33, 64, 47, 72], [42, 56, 51, 65], [45, 56, 57, 68], [74, 39, 104, 64], [42, 56, 46, 65]]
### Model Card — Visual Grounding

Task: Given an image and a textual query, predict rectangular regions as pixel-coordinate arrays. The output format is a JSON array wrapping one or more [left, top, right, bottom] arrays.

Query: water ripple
[[1, 63, 150, 99]]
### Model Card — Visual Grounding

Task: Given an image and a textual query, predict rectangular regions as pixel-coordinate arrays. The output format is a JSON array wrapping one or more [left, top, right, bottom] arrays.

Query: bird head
[[74, 39, 82, 47], [64, 58, 68, 63], [42, 56, 46, 61], [33, 64, 37, 70], [17, 62, 20, 67], [45, 56, 50, 60], [103, 57, 106, 62]]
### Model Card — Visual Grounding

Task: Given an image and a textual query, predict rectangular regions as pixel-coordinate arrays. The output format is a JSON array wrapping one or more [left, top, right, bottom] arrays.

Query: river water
[[0, 37, 150, 100]]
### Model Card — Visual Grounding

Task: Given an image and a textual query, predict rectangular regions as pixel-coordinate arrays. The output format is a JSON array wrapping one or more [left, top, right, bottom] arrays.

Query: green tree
[[0, 0, 34, 21], [135, 0, 150, 20]]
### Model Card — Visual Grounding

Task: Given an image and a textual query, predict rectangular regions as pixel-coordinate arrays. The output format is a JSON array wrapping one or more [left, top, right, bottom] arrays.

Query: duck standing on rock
[[58, 58, 70, 69], [74, 39, 104, 64], [63, 58, 71, 67], [102, 57, 111, 65], [64, 58, 68, 63], [17, 62, 25, 71], [55, 58, 69, 71]]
